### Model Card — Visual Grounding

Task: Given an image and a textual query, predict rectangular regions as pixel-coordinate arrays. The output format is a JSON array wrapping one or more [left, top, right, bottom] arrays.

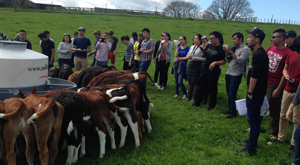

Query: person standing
[[286, 31, 297, 51], [266, 29, 292, 139], [108, 30, 119, 66], [286, 38, 300, 163], [90, 30, 101, 67], [153, 32, 165, 86], [133, 33, 144, 71], [234, 27, 268, 156], [185, 34, 206, 102], [72, 27, 91, 71], [121, 36, 134, 70], [193, 31, 226, 110], [223, 32, 250, 119], [40, 30, 54, 45], [274, 36, 300, 150], [87, 32, 111, 67], [38, 32, 55, 68], [19, 30, 32, 50], [71, 31, 78, 68], [155, 32, 173, 89], [173, 35, 190, 98], [130, 32, 138, 45], [139, 28, 155, 72], [57, 33, 73, 67]]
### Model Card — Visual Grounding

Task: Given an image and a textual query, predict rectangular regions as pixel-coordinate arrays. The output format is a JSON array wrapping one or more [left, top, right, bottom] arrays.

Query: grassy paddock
[[1, 8, 300, 164]]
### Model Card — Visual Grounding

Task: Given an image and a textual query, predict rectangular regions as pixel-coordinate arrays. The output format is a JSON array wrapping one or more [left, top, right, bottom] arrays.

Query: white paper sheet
[[235, 96, 269, 116]]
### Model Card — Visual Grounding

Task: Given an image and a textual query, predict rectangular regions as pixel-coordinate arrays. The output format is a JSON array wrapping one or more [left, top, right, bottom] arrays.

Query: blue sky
[[42, 0, 300, 23], [197, 0, 300, 22]]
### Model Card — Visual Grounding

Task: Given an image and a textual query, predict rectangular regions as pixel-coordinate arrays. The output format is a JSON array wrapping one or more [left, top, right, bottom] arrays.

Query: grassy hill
[[1, 8, 300, 164]]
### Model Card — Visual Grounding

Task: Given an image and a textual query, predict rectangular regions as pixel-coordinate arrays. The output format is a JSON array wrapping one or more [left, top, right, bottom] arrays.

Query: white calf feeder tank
[[0, 41, 77, 100]]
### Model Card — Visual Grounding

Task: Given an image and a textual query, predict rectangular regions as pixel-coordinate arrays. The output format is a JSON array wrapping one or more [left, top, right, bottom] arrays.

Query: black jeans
[[123, 61, 132, 70], [154, 59, 170, 87], [194, 67, 221, 108]]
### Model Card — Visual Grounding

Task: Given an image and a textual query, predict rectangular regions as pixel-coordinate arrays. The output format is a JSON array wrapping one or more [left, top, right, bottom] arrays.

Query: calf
[[76, 65, 116, 88], [90, 85, 141, 148], [0, 96, 64, 165], [48, 66, 59, 78], [68, 71, 81, 83], [107, 80, 154, 133], [58, 63, 73, 80]]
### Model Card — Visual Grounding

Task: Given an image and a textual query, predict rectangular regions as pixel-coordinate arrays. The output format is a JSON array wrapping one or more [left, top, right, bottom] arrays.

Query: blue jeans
[[58, 58, 72, 68], [246, 93, 265, 151], [139, 61, 151, 72], [294, 122, 300, 164], [226, 74, 242, 116], [95, 60, 107, 67], [174, 68, 187, 95]]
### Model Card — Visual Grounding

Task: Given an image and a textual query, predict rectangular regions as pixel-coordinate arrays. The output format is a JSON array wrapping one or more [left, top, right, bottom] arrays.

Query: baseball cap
[[108, 30, 114, 35], [73, 31, 78, 35], [78, 27, 86, 32], [93, 30, 101, 34], [245, 27, 265, 42], [286, 31, 297, 38]]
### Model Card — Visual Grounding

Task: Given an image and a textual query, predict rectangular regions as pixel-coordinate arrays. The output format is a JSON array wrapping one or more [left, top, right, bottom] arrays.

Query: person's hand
[[272, 88, 281, 98], [77, 48, 82, 52], [113, 51, 116, 56], [190, 57, 196, 62], [209, 62, 215, 70], [285, 74, 290, 80], [286, 107, 293, 121], [248, 94, 253, 99], [153, 59, 156, 63], [49, 61, 53, 66], [83, 49, 87, 52], [128, 62, 131, 67], [140, 48, 144, 52], [87, 53, 92, 57], [67, 50, 71, 53]]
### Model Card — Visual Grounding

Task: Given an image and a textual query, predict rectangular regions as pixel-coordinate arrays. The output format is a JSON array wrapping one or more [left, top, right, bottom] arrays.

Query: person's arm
[[106, 41, 112, 51], [0, 31, 8, 40], [39, 45, 42, 53], [229, 46, 250, 63], [113, 42, 119, 56], [194, 48, 206, 62], [129, 44, 134, 66], [50, 48, 55, 66], [209, 60, 226, 70], [272, 76, 286, 98], [57, 43, 68, 53], [283, 64, 289, 80], [142, 40, 155, 54], [28, 42, 32, 50], [72, 45, 78, 51], [248, 78, 258, 99], [153, 41, 160, 58]]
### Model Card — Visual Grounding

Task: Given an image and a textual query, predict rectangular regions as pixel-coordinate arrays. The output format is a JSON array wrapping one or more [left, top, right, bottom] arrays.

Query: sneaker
[[183, 95, 187, 99], [246, 128, 250, 131], [236, 140, 248, 147], [234, 148, 257, 156], [190, 99, 195, 103], [270, 135, 277, 140], [174, 94, 178, 98], [289, 145, 295, 151], [184, 98, 190, 102], [226, 115, 236, 119], [272, 139, 284, 144]]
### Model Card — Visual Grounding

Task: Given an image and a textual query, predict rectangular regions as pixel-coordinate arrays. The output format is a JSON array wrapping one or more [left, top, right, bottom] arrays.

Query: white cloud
[[43, 0, 201, 11]]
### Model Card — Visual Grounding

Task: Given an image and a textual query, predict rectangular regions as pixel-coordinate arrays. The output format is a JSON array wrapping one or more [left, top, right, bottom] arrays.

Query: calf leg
[[72, 144, 80, 164], [102, 116, 116, 149], [123, 112, 140, 147], [80, 135, 86, 158], [110, 111, 128, 148], [66, 145, 75, 165], [23, 127, 35, 165], [95, 126, 106, 158], [35, 126, 52, 165], [3, 127, 18, 165]]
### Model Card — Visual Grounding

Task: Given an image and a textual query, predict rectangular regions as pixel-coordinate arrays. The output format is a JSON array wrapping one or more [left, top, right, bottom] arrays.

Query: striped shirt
[[124, 42, 134, 62], [140, 37, 155, 61]]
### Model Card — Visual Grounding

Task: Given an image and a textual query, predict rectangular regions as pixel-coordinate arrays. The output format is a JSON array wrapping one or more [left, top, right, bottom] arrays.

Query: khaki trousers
[[278, 90, 300, 146], [74, 56, 88, 71]]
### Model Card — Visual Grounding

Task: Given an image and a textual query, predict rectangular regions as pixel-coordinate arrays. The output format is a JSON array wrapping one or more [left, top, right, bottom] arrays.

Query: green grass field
[[1, 7, 300, 165]]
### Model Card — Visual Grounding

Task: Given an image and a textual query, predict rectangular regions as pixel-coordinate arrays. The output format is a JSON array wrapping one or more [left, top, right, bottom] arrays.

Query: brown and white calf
[[0, 96, 64, 165]]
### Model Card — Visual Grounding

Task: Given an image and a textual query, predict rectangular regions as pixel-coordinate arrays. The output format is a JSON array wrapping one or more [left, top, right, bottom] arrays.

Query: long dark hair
[[195, 34, 203, 45], [165, 32, 171, 41], [62, 34, 71, 43], [209, 31, 224, 45]]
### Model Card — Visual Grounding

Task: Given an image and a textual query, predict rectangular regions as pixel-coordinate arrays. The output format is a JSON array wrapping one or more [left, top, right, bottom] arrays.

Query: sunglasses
[[272, 36, 282, 39], [64, 33, 70, 35], [161, 35, 164, 37]]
